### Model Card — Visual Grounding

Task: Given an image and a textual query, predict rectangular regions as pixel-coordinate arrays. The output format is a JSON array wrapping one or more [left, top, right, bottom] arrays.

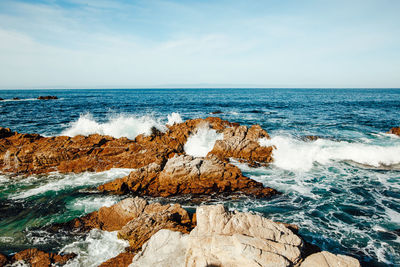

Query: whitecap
[[167, 112, 183, 125], [184, 123, 223, 157]]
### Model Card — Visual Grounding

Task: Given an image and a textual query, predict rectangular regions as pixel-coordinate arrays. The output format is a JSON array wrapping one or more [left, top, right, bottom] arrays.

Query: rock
[[131, 205, 304, 267], [303, 135, 320, 141], [59, 197, 193, 253], [99, 252, 135, 267], [12, 97, 20, 100], [99, 155, 278, 198], [131, 205, 360, 267], [0, 127, 15, 139], [10, 248, 75, 267], [300, 251, 360, 267], [0, 117, 235, 175], [0, 253, 7, 266], [389, 127, 400, 136], [211, 110, 223, 114], [0, 98, 3, 101], [208, 124, 273, 165], [37, 96, 58, 100]]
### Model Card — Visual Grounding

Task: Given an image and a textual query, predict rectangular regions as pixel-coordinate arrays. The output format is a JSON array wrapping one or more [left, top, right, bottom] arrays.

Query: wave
[[1, 98, 39, 102], [259, 135, 400, 172], [9, 168, 132, 200], [167, 112, 183, 125], [60, 229, 129, 267], [184, 123, 223, 157]]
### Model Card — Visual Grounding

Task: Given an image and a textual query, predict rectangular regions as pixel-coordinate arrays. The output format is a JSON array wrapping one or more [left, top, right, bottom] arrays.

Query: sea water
[[0, 89, 399, 266]]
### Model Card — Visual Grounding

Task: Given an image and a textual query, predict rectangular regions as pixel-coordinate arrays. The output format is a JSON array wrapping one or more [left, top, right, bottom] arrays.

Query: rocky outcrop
[[98, 252, 135, 267], [37, 96, 58, 100], [389, 127, 400, 136], [0, 117, 237, 175], [59, 197, 193, 253], [99, 154, 278, 198], [300, 251, 360, 267], [0, 249, 75, 267], [130, 205, 360, 267], [208, 124, 273, 166]]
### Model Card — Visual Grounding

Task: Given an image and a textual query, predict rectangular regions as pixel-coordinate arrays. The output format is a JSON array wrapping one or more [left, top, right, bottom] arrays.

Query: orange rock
[[389, 127, 400, 136], [98, 252, 135, 267], [10, 248, 75, 267], [99, 155, 278, 198], [208, 124, 273, 165], [0, 253, 7, 266]]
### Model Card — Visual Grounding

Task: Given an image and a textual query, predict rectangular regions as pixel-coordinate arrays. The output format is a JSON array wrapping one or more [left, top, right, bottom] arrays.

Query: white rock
[[300, 251, 360, 267]]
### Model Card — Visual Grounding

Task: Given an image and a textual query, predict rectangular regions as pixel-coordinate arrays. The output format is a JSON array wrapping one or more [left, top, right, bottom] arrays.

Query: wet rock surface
[[37, 96, 58, 100], [99, 154, 278, 198], [389, 127, 400, 136], [0, 249, 75, 267]]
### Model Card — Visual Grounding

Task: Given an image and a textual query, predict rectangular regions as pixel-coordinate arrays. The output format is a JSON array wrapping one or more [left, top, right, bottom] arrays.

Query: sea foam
[[184, 124, 223, 157], [61, 229, 129, 267], [259, 135, 400, 172]]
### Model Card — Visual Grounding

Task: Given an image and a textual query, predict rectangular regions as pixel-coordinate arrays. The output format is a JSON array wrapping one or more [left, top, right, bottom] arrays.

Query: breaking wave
[[259, 135, 400, 172], [184, 124, 223, 157]]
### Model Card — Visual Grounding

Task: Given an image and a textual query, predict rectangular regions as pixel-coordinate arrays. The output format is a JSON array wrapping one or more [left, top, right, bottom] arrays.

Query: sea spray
[[259, 135, 400, 172], [61, 229, 129, 267], [167, 112, 183, 125], [184, 124, 223, 157]]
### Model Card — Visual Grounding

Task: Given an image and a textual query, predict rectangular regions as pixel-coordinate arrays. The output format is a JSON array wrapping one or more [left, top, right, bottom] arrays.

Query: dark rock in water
[[303, 135, 320, 141], [388, 127, 400, 136], [394, 229, 400, 236], [0, 248, 76, 267], [0, 127, 15, 138], [12, 97, 20, 100], [211, 110, 223, 114], [249, 110, 263, 113], [0, 98, 4, 101], [37, 96, 58, 100]]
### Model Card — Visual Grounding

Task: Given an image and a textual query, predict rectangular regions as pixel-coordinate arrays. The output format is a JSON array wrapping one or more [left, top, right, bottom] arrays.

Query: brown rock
[[208, 124, 273, 165], [98, 252, 135, 267], [37, 96, 58, 100], [0, 127, 15, 139], [389, 127, 400, 136], [0, 117, 234, 175], [0, 253, 7, 266], [10, 248, 75, 267], [99, 155, 278, 198]]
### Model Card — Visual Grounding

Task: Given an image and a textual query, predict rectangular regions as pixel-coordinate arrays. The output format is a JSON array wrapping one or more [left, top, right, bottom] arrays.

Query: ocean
[[0, 88, 399, 266]]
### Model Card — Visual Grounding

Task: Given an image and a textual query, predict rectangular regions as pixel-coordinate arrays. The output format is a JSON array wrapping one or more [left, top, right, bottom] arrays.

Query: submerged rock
[[130, 205, 360, 267], [37, 96, 58, 100], [389, 127, 400, 136], [99, 154, 278, 198]]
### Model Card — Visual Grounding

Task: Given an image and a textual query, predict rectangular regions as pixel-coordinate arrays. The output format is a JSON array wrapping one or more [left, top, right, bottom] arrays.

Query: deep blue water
[[1, 89, 400, 266]]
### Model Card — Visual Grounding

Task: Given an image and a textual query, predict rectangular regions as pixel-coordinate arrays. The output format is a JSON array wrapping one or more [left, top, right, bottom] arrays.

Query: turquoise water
[[0, 89, 400, 266]]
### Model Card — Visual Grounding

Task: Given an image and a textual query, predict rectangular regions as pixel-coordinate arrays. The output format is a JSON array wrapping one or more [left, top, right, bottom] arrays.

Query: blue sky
[[0, 0, 399, 88]]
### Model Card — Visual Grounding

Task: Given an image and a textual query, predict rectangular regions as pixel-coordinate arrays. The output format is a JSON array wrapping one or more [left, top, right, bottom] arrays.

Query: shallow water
[[1, 88, 399, 266]]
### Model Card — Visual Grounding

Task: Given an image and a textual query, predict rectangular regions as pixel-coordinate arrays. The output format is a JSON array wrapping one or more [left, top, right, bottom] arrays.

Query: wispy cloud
[[0, 0, 399, 88]]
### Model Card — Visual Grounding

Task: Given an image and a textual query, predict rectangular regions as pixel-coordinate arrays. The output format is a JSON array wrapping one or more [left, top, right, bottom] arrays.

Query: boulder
[[208, 124, 273, 165], [99, 155, 278, 198], [98, 252, 135, 267], [131, 205, 303, 267], [389, 127, 400, 136], [300, 251, 360, 267], [0, 127, 15, 139]]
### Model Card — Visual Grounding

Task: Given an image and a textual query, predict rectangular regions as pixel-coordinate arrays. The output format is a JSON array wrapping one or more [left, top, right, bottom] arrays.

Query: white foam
[[10, 168, 132, 200], [1, 98, 38, 102], [259, 135, 400, 172], [184, 124, 223, 157], [60, 229, 129, 267], [167, 112, 183, 125], [67, 195, 121, 214], [61, 113, 167, 139]]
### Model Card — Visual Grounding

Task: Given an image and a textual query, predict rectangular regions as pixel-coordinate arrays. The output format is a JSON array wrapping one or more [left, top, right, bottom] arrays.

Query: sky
[[0, 0, 399, 89]]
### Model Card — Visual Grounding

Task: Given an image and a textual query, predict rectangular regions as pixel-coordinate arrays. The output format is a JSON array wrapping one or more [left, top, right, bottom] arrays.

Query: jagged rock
[[0, 117, 235, 175], [389, 127, 400, 136], [208, 124, 273, 165], [99, 155, 278, 198], [0, 127, 15, 139], [98, 252, 135, 267], [9, 248, 75, 267], [37, 96, 58, 100], [59, 197, 193, 254], [131, 205, 303, 267], [130, 205, 360, 267], [300, 251, 360, 267]]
